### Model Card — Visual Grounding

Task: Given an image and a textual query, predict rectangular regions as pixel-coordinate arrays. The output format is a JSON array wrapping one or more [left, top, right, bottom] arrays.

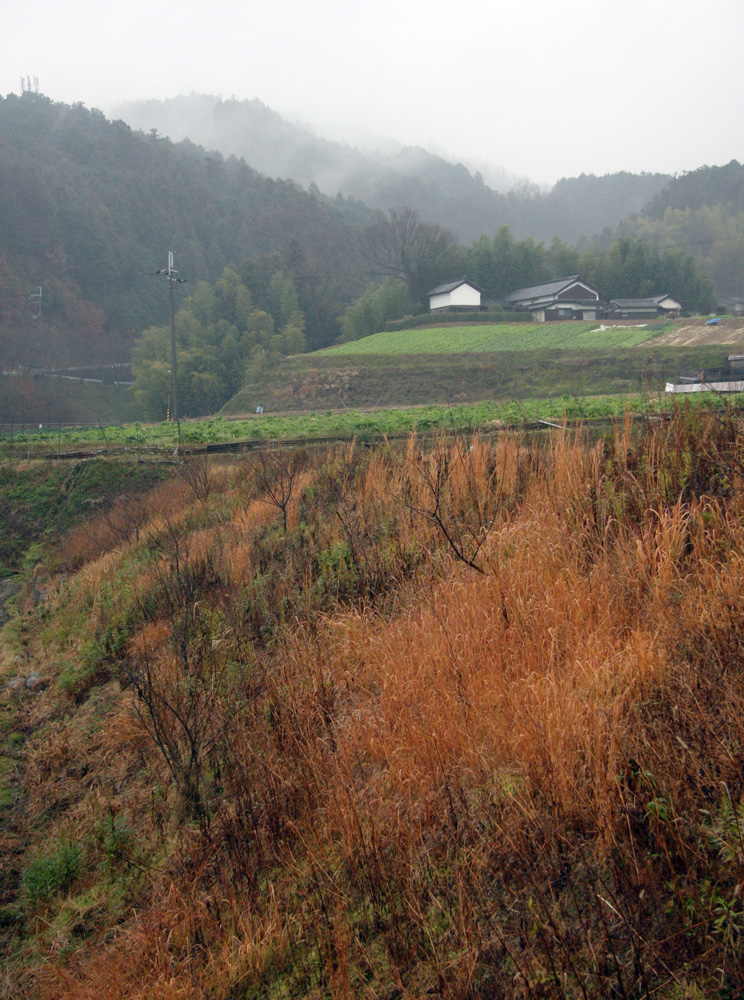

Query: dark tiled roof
[[521, 297, 599, 310], [428, 278, 482, 296], [610, 295, 678, 309], [506, 275, 587, 303], [611, 298, 660, 309]]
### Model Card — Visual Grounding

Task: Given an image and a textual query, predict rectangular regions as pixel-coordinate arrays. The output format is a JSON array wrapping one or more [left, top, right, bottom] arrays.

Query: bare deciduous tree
[[252, 446, 306, 532], [122, 523, 231, 821], [360, 207, 458, 305], [399, 432, 503, 574], [177, 450, 214, 504]]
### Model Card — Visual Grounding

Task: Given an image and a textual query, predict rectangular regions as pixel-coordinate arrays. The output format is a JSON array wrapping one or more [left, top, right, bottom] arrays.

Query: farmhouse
[[505, 275, 601, 322], [605, 295, 683, 320], [722, 296, 744, 316], [428, 279, 482, 312]]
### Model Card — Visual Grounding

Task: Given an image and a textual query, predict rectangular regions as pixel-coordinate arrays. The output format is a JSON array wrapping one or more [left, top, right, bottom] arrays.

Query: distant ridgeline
[[0, 91, 731, 391], [114, 94, 672, 244]]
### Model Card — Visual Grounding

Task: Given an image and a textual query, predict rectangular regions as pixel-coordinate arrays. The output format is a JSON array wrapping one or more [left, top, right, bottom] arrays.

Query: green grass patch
[[22, 842, 83, 905], [6, 389, 744, 467], [0, 459, 172, 575], [322, 321, 662, 356], [2, 396, 641, 460], [0, 755, 16, 810]]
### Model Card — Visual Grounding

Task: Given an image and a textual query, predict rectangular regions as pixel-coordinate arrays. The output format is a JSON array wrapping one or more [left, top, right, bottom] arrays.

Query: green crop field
[[4, 391, 742, 462], [323, 322, 667, 356]]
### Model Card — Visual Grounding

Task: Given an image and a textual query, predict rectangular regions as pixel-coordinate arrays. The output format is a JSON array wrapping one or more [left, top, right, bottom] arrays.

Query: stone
[[25, 673, 50, 691]]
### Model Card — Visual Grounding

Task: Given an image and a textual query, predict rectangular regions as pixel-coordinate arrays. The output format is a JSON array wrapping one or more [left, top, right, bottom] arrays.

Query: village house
[[428, 278, 483, 312], [505, 275, 601, 322], [717, 297, 744, 315], [605, 295, 683, 320]]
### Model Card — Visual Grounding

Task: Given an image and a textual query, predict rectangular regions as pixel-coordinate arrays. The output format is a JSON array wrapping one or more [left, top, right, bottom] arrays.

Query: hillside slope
[[621, 160, 744, 300], [224, 319, 744, 414], [0, 92, 372, 368], [2, 412, 744, 997]]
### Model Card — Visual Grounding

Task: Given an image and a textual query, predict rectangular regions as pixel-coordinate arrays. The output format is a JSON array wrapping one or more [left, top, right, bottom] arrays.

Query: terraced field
[[223, 317, 739, 415], [322, 321, 661, 355]]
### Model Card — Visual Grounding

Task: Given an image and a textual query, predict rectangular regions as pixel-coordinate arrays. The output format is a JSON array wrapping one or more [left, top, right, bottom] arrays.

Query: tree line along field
[[1, 407, 744, 998]]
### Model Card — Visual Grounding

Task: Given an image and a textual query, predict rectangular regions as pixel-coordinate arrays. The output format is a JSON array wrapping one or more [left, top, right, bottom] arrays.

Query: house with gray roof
[[505, 275, 601, 322], [428, 278, 482, 312], [605, 295, 682, 319]]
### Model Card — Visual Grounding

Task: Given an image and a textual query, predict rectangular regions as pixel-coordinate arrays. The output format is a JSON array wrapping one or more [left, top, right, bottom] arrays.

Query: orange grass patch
[[13, 413, 744, 999]]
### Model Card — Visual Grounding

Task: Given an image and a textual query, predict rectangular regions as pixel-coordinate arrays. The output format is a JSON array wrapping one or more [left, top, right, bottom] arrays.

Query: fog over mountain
[[114, 94, 526, 198], [112, 94, 671, 244]]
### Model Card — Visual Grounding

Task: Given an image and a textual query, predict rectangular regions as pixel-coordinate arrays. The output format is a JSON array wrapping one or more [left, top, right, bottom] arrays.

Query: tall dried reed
[[16, 407, 744, 999]]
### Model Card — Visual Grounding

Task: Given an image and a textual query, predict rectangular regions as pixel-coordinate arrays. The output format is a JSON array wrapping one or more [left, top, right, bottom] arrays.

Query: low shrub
[[23, 842, 83, 906]]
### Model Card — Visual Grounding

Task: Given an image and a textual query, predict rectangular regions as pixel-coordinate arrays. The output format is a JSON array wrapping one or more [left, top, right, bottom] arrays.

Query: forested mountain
[[0, 91, 729, 396], [643, 161, 744, 218], [0, 92, 373, 368], [114, 95, 671, 242], [620, 161, 744, 300]]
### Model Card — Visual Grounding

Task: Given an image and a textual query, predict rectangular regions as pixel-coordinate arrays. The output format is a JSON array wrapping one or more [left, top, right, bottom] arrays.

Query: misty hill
[[0, 92, 374, 369], [113, 94, 670, 242], [619, 160, 744, 299], [0, 89, 731, 405], [643, 160, 744, 218]]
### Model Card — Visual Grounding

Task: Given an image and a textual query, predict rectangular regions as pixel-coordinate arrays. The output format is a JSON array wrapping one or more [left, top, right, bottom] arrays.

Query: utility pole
[[167, 253, 178, 427], [29, 286, 43, 357], [29, 286, 42, 321], [155, 251, 186, 429]]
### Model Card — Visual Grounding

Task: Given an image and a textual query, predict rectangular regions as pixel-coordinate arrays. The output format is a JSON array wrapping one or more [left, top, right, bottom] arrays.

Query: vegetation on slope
[[2, 406, 744, 997], [226, 344, 731, 415], [0, 91, 371, 370], [0, 459, 172, 575], [622, 159, 744, 301], [132, 266, 308, 419], [324, 321, 661, 356]]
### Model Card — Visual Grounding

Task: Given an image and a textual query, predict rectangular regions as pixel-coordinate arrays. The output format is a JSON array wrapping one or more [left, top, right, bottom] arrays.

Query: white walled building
[[428, 279, 482, 312]]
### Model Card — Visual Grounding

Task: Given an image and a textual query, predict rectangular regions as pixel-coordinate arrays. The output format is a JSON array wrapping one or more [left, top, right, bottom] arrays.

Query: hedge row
[[383, 309, 534, 332]]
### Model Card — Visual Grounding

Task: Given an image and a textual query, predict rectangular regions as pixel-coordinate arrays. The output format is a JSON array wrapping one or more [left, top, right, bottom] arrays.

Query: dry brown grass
[[7, 410, 744, 999]]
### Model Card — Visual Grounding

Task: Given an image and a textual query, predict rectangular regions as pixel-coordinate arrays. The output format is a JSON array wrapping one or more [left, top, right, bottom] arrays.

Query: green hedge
[[384, 309, 533, 332]]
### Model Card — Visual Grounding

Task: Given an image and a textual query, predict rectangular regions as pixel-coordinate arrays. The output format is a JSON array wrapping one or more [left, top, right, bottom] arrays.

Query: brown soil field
[[641, 315, 744, 346]]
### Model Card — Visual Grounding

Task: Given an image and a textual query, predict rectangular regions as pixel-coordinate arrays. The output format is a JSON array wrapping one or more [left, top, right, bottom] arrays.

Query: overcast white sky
[[2, 0, 742, 186]]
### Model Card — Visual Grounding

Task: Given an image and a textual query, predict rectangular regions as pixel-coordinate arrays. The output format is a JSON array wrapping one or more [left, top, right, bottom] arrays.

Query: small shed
[[428, 279, 482, 312]]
